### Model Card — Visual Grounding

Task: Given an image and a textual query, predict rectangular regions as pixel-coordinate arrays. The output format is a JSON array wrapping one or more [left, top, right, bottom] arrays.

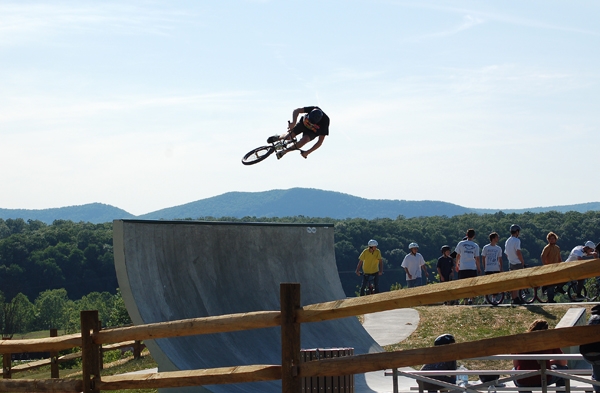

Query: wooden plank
[[50, 329, 59, 378], [0, 378, 82, 392], [299, 324, 600, 378], [0, 334, 81, 354], [281, 283, 301, 393], [298, 259, 600, 323], [97, 365, 282, 390]]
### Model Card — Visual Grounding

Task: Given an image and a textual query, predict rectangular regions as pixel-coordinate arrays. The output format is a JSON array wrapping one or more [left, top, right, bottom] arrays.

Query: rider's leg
[[373, 274, 380, 294], [360, 275, 368, 296], [577, 279, 585, 296], [278, 134, 310, 158]]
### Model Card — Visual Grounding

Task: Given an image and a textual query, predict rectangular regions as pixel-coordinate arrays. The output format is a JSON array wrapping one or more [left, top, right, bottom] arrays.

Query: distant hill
[[0, 203, 135, 224], [137, 188, 473, 220], [2, 189, 600, 224]]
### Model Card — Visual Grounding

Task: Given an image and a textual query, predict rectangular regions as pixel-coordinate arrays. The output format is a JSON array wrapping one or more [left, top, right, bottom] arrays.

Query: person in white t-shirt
[[505, 224, 525, 305], [401, 242, 429, 288], [455, 229, 480, 305], [565, 241, 598, 299], [482, 232, 503, 274]]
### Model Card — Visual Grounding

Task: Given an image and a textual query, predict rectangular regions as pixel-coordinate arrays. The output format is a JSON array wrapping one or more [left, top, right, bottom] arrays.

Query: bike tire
[[520, 288, 536, 304], [486, 292, 505, 306], [586, 278, 600, 302], [241, 145, 275, 165], [535, 286, 549, 303], [568, 282, 588, 301]]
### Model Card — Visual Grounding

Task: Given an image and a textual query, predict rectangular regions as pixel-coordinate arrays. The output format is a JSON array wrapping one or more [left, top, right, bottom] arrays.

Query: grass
[[384, 304, 597, 378]]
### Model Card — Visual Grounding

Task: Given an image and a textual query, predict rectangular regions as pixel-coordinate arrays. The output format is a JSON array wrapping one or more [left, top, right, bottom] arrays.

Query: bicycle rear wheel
[[586, 278, 600, 302], [519, 288, 536, 303], [486, 292, 505, 306], [535, 286, 549, 303], [241, 145, 274, 165]]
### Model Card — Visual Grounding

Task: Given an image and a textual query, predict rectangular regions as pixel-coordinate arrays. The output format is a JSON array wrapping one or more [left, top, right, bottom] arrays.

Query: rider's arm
[[475, 256, 481, 274], [378, 259, 383, 275], [356, 260, 364, 275], [404, 267, 412, 280], [301, 135, 325, 158], [288, 108, 306, 130], [482, 255, 487, 270], [516, 249, 524, 266], [498, 256, 503, 272]]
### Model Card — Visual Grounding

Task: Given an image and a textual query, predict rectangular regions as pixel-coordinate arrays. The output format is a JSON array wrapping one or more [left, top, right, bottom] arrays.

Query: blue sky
[[1, 1, 599, 216]]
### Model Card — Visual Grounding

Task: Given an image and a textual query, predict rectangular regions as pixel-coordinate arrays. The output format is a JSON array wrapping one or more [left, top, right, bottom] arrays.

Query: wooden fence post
[[2, 337, 10, 379], [133, 340, 141, 359], [81, 310, 101, 393], [281, 283, 301, 393], [50, 329, 59, 378]]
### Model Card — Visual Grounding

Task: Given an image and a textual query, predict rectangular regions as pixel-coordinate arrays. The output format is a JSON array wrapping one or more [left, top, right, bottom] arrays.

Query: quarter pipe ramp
[[113, 220, 383, 393]]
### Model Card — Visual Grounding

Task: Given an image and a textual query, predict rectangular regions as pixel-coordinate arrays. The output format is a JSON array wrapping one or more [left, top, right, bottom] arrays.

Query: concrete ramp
[[113, 220, 383, 393]]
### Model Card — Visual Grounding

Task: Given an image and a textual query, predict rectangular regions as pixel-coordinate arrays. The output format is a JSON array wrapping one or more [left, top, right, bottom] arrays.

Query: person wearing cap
[[565, 241, 598, 300], [402, 242, 429, 288], [419, 334, 457, 392], [356, 239, 383, 295], [579, 305, 600, 392], [541, 232, 563, 302], [482, 232, 503, 275], [505, 224, 525, 305], [266, 106, 329, 159]]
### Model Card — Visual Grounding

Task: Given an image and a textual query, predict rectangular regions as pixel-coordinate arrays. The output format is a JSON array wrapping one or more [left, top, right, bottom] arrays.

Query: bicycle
[[358, 273, 379, 296], [566, 277, 600, 302], [485, 288, 545, 305], [241, 136, 304, 165]]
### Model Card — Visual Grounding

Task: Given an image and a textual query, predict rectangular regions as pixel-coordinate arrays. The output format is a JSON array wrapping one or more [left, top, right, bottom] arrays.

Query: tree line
[[2, 211, 599, 333]]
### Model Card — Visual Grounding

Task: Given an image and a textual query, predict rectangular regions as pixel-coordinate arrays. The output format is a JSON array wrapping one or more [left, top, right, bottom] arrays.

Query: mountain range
[[2, 188, 600, 224]]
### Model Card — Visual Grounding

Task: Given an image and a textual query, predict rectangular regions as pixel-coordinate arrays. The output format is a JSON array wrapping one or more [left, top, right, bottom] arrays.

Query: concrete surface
[[113, 220, 388, 393], [363, 309, 420, 347]]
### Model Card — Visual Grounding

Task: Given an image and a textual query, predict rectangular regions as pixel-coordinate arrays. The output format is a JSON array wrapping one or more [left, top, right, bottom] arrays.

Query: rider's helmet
[[408, 242, 419, 250], [434, 333, 455, 346], [510, 224, 521, 233], [367, 239, 378, 247], [307, 108, 323, 124], [440, 245, 451, 253], [584, 241, 596, 250]]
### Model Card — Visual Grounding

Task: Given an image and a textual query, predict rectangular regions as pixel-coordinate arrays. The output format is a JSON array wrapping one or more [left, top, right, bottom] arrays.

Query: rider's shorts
[[458, 269, 477, 279], [292, 123, 318, 140]]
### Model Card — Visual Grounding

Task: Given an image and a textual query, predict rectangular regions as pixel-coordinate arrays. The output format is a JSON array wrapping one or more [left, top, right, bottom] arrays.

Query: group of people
[[355, 225, 599, 303]]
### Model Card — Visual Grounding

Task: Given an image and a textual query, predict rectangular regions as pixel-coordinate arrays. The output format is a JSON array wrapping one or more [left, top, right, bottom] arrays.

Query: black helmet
[[441, 245, 451, 253], [308, 108, 323, 124], [434, 333, 455, 346], [510, 224, 521, 233]]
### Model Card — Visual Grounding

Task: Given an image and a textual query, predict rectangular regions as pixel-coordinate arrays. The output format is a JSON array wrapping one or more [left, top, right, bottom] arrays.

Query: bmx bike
[[566, 277, 600, 302], [241, 135, 304, 165], [358, 273, 378, 296]]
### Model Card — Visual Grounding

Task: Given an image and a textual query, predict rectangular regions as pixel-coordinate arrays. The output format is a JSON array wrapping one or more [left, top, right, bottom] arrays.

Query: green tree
[[34, 289, 70, 330]]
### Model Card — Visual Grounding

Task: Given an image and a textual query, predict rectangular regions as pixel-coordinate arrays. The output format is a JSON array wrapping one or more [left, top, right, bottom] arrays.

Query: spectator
[[565, 241, 597, 300], [402, 242, 428, 288], [540, 232, 563, 303], [579, 304, 600, 393], [482, 232, 503, 275], [505, 224, 525, 305], [437, 245, 456, 305], [420, 334, 457, 392], [455, 229, 480, 305], [513, 319, 568, 389]]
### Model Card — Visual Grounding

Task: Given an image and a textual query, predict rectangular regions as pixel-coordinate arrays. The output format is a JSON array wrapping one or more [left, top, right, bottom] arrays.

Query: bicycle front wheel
[[535, 286, 549, 303], [519, 288, 536, 303], [568, 282, 588, 301], [486, 292, 505, 306], [241, 145, 275, 165], [586, 278, 600, 302]]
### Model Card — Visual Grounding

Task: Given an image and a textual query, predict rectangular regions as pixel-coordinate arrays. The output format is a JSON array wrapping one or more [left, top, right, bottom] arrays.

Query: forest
[[1, 210, 600, 335]]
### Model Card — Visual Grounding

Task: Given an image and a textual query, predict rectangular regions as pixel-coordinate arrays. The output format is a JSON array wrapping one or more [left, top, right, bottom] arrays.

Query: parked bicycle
[[566, 277, 600, 302]]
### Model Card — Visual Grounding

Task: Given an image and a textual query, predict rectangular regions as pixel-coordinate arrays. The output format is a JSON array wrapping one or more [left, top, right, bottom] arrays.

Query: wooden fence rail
[[0, 258, 598, 393]]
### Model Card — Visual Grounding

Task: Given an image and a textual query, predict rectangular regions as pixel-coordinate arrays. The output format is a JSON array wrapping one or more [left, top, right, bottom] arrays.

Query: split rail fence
[[1, 258, 600, 393]]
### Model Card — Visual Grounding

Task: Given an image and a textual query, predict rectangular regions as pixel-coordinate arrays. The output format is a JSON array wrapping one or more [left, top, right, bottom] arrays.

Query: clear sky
[[1, 1, 599, 216]]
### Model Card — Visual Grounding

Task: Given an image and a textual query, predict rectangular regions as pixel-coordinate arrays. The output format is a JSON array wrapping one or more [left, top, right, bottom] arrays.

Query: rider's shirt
[[565, 245, 586, 262], [482, 244, 502, 272], [359, 248, 382, 274], [541, 244, 561, 265], [455, 240, 479, 270], [401, 253, 426, 279], [293, 106, 330, 138], [505, 236, 522, 265]]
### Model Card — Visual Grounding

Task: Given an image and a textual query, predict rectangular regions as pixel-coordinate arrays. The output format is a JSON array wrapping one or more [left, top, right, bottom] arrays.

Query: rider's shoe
[[276, 150, 286, 159], [575, 294, 587, 300], [555, 286, 566, 294], [267, 135, 280, 143]]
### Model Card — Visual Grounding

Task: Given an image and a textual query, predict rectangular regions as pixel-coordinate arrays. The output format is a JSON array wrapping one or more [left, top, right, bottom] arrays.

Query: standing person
[[565, 241, 598, 300], [355, 239, 383, 295], [482, 232, 503, 275], [420, 334, 457, 392], [437, 245, 456, 305], [505, 224, 525, 305], [266, 106, 329, 159], [541, 232, 563, 303], [455, 229, 480, 305], [402, 242, 429, 288]]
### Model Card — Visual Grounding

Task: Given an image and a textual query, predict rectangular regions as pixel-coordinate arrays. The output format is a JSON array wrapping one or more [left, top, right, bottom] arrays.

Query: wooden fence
[[1, 258, 599, 393]]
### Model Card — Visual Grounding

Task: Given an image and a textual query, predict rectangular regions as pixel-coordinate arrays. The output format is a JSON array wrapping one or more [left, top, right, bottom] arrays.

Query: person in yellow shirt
[[355, 239, 383, 295]]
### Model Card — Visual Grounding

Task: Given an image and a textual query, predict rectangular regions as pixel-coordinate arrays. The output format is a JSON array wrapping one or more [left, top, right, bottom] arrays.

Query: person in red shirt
[[513, 319, 568, 388]]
